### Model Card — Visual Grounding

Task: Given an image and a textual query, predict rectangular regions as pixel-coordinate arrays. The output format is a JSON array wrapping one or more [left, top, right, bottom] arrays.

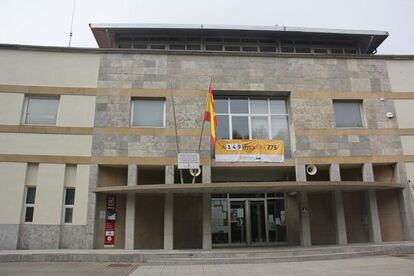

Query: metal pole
[[68, 0, 77, 47], [170, 83, 184, 184], [193, 78, 212, 184]]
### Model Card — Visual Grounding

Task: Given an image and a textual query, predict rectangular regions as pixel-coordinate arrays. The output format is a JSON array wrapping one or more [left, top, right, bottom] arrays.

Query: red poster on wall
[[104, 195, 116, 247], [104, 221, 115, 247]]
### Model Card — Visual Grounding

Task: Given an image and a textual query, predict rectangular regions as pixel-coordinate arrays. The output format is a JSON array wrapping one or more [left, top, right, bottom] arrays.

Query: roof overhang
[[93, 181, 403, 194], [89, 23, 388, 53]]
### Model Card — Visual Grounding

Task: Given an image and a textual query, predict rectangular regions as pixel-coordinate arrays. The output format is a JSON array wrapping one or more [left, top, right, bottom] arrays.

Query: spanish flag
[[203, 81, 217, 145]]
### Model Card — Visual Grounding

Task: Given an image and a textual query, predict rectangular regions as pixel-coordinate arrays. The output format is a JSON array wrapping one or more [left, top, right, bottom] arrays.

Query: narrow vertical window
[[63, 188, 75, 224], [24, 187, 36, 222]]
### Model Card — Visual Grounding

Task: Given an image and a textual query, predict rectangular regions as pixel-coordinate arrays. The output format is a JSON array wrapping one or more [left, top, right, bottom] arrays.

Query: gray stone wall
[[60, 225, 89, 249], [94, 53, 401, 161], [18, 224, 60, 249], [97, 54, 391, 92], [0, 224, 19, 250], [16, 224, 91, 250]]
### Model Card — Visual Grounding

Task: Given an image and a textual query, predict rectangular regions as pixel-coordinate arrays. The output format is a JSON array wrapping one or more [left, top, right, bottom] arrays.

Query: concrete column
[[362, 163, 382, 243], [367, 190, 382, 243], [125, 165, 137, 250], [164, 165, 174, 250], [202, 165, 212, 250], [329, 163, 341, 182], [394, 163, 414, 240], [330, 164, 347, 245], [85, 164, 99, 249], [362, 163, 375, 182], [299, 192, 311, 247], [296, 164, 311, 246]]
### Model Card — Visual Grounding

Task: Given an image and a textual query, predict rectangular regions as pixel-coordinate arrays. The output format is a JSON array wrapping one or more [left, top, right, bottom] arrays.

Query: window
[[333, 101, 363, 128], [132, 98, 165, 127], [24, 187, 36, 222], [216, 97, 291, 156], [24, 96, 59, 125], [63, 188, 75, 224]]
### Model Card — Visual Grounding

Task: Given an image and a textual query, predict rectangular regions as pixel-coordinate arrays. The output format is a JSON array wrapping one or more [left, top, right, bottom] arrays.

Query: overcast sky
[[0, 0, 413, 54]]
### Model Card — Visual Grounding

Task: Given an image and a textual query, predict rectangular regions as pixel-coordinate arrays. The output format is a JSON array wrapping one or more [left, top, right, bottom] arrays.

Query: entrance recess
[[212, 193, 287, 246]]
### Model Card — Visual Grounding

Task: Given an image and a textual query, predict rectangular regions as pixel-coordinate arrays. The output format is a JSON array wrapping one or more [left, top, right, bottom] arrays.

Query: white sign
[[178, 153, 200, 169]]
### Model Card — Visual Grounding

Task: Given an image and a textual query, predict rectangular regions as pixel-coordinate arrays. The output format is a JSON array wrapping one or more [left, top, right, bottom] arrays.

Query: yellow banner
[[215, 139, 284, 162]]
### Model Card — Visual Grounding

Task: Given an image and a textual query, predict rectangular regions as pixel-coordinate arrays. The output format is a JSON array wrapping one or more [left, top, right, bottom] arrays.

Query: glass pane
[[231, 116, 249, 139], [267, 199, 287, 242], [215, 98, 228, 113], [230, 201, 246, 243], [65, 188, 75, 205], [270, 100, 287, 114], [251, 116, 269, 139], [25, 207, 34, 222], [229, 193, 265, 198], [211, 199, 229, 244], [271, 116, 291, 158], [334, 101, 363, 127], [230, 99, 248, 114], [250, 201, 266, 243], [133, 100, 164, 127], [217, 115, 229, 139], [64, 208, 73, 223], [26, 187, 36, 204], [250, 99, 268, 114], [26, 98, 59, 125]]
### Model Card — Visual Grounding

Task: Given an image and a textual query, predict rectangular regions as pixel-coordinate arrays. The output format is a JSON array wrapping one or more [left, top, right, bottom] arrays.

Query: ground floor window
[[211, 193, 286, 246]]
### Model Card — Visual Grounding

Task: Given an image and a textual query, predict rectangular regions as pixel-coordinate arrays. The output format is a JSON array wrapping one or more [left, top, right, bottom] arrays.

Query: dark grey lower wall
[[60, 225, 89, 249], [0, 224, 19, 250], [19, 224, 60, 249]]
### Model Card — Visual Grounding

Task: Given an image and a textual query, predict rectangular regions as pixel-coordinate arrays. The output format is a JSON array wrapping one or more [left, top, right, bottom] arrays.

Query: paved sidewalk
[[0, 255, 414, 275], [0, 262, 137, 276], [131, 255, 414, 276]]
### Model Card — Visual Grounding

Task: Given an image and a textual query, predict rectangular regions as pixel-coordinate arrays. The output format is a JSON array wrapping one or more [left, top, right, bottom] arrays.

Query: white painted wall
[[387, 60, 414, 92], [73, 165, 90, 225], [0, 93, 24, 125], [0, 50, 100, 88], [57, 95, 96, 127], [401, 136, 414, 155], [0, 133, 92, 156], [406, 163, 414, 183], [394, 100, 414, 128], [33, 163, 65, 225], [0, 162, 27, 224]]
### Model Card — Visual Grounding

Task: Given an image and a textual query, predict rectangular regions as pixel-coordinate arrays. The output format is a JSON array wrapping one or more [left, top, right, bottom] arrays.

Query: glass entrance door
[[211, 193, 287, 247], [230, 201, 246, 244]]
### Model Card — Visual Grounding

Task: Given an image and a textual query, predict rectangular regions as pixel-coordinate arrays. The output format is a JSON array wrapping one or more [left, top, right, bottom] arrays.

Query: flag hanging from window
[[203, 81, 217, 145]]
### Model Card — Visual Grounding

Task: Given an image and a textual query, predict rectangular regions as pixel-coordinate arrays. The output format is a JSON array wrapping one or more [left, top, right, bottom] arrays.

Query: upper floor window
[[24, 96, 59, 125], [333, 100, 363, 128], [131, 98, 165, 127], [24, 187, 36, 223], [216, 97, 291, 155], [63, 188, 75, 224]]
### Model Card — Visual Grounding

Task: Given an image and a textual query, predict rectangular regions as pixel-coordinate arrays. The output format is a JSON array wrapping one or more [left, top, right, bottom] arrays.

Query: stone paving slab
[[131, 255, 414, 276], [0, 262, 137, 276]]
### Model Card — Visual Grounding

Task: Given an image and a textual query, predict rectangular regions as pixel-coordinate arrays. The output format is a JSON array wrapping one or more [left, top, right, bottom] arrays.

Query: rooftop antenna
[[68, 0, 77, 47]]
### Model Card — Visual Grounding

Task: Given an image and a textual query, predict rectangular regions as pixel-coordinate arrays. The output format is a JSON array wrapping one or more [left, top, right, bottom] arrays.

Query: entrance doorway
[[212, 193, 286, 246]]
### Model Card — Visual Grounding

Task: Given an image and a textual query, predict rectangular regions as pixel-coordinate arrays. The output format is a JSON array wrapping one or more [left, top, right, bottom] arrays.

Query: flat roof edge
[[1, 43, 413, 60], [89, 23, 389, 36]]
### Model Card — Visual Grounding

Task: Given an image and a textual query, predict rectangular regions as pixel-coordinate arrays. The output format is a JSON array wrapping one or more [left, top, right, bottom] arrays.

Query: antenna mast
[[68, 0, 77, 47]]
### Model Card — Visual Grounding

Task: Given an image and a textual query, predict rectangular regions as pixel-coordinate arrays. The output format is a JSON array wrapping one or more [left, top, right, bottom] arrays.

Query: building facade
[[0, 24, 414, 250]]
